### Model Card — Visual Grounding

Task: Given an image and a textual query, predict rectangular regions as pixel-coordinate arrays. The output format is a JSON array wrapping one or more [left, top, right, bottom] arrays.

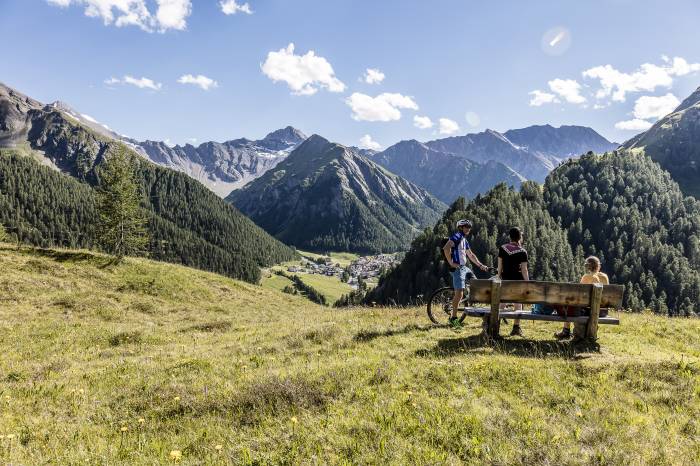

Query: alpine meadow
[[1, 1, 700, 464]]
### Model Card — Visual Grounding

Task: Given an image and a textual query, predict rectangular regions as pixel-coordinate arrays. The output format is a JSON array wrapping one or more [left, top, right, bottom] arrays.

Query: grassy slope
[[297, 250, 360, 267], [1, 245, 699, 465], [260, 268, 354, 304]]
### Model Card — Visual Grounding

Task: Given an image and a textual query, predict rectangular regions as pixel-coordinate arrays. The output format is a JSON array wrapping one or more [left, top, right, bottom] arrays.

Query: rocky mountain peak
[[261, 126, 307, 147]]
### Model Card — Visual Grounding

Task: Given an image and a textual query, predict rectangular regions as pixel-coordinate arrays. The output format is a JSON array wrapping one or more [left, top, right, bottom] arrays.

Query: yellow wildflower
[[174, 396, 180, 402], [215, 444, 223, 451], [291, 416, 298, 424], [170, 450, 182, 462], [138, 418, 146, 424], [120, 426, 128, 432]]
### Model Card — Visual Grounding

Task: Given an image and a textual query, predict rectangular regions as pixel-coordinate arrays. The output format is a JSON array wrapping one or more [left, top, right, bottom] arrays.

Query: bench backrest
[[469, 279, 624, 308]]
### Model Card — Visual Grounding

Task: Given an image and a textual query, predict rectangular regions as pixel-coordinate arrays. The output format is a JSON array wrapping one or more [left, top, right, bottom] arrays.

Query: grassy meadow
[[0, 244, 699, 464]]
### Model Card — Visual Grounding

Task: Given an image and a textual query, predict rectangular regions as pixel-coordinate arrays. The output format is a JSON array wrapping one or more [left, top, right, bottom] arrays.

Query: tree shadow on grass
[[353, 324, 437, 342], [416, 333, 600, 360], [19, 247, 117, 269]]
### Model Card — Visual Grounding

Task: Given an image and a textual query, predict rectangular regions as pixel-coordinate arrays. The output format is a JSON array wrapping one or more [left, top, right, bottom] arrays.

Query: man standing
[[498, 227, 529, 336], [443, 219, 489, 328]]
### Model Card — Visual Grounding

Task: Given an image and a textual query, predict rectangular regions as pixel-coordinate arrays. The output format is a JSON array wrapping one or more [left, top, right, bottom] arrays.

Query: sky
[[2, 0, 700, 150]]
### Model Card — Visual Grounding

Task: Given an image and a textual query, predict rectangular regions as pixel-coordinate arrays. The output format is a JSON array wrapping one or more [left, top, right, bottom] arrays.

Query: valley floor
[[0, 245, 699, 465]]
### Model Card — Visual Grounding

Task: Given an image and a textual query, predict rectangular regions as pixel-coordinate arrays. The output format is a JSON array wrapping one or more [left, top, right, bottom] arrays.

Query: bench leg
[[586, 284, 603, 340], [572, 322, 587, 341], [488, 279, 502, 339]]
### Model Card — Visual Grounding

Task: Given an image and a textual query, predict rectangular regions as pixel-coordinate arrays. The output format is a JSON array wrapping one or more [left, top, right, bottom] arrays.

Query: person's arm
[[466, 249, 488, 271], [497, 256, 503, 278], [443, 240, 458, 269], [521, 263, 529, 281]]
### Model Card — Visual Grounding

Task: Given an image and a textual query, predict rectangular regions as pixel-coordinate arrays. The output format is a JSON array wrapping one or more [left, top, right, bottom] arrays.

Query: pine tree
[[96, 146, 148, 260]]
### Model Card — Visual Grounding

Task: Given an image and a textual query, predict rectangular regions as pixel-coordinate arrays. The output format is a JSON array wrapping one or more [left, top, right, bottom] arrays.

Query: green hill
[[1, 244, 698, 464]]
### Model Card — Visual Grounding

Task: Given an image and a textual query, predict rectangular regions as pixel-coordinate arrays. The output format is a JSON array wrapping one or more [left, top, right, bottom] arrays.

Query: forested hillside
[[368, 152, 700, 315], [365, 182, 577, 305], [545, 152, 700, 314], [0, 149, 297, 282]]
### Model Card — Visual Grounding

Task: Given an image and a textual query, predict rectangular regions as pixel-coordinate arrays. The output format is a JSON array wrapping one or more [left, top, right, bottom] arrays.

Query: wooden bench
[[466, 279, 624, 340]]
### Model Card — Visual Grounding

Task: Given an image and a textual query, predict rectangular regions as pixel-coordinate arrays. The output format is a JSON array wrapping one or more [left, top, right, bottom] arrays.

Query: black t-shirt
[[498, 243, 528, 280]]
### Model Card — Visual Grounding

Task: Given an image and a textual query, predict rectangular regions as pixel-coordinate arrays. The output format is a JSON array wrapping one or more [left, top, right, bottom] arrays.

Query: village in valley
[[287, 253, 401, 288]]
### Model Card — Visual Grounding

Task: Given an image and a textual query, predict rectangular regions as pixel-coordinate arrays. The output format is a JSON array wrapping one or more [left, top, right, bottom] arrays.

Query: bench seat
[[464, 307, 620, 325]]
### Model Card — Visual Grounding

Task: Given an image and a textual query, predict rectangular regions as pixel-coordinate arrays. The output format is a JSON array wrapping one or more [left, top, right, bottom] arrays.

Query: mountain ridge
[[620, 86, 700, 197], [227, 135, 446, 254]]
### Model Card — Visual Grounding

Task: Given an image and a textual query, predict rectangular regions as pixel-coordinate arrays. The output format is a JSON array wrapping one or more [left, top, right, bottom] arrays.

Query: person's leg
[[509, 303, 523, 336], [451, 289, 463, 319], [449, 267, 466, 321]]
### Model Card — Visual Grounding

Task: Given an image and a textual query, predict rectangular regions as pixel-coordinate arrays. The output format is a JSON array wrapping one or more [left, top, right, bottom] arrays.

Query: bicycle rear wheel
[[427, 287, 456, 325]]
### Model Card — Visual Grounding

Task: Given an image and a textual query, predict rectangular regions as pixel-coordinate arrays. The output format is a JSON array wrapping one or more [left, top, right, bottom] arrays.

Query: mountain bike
[[426, 267, 497, 325]]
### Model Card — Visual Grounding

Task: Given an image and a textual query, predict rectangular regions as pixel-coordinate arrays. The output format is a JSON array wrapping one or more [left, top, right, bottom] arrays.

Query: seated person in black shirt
[[497, 227, 530, 337]]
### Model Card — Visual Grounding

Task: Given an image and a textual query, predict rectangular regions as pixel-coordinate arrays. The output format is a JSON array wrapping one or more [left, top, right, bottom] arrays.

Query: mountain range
[[621, 86, 700, 197], [133, 126, 306, 197], [370, 139, 525, 203], [227, 135, 446, 253], [367, 125, 617, 203]]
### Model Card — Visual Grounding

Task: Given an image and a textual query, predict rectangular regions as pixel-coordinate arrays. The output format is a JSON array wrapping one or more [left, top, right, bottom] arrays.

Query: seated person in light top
[[554, 256, 609, 340]]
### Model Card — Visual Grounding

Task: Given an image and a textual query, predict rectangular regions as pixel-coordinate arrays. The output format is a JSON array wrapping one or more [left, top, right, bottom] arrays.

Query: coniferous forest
[[367, 152, 700, 315], [0, 149, 297, 283]]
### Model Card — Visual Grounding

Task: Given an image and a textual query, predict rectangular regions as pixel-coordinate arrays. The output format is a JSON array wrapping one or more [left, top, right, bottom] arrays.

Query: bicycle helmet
[[456, 219, 473, 228]]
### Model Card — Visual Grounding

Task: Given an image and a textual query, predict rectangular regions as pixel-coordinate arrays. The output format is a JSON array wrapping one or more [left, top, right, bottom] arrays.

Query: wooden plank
[[463, 308, 620, 325], [488, 279, 502, 338], [586, 283, 603, 340], [469, 279, 624, 308]]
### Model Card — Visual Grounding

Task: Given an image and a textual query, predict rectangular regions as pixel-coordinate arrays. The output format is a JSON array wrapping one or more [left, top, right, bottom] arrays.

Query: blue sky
[[2, 0, 700, 149]]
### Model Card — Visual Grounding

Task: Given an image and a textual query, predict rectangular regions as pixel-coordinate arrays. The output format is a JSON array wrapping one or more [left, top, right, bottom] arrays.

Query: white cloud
[[363, 68, 385, 85], [261, 43, 346, 96], [529, 90, 559, 107], [345, 92, 418, 122], [548, 78, 586, 104], [105, 75, 162, 91], [46, 0, 192, 33], [359, 135, 381, 151], [155, 0, 191, 30], [632, 93, 680, 120], [439, 118, 460, 135], [219, 0, 252, 15], [413, 115, 433, 129], [177, 74, 219, 91], [583, 56, 700, 102], [614, 119, 653, 131]]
